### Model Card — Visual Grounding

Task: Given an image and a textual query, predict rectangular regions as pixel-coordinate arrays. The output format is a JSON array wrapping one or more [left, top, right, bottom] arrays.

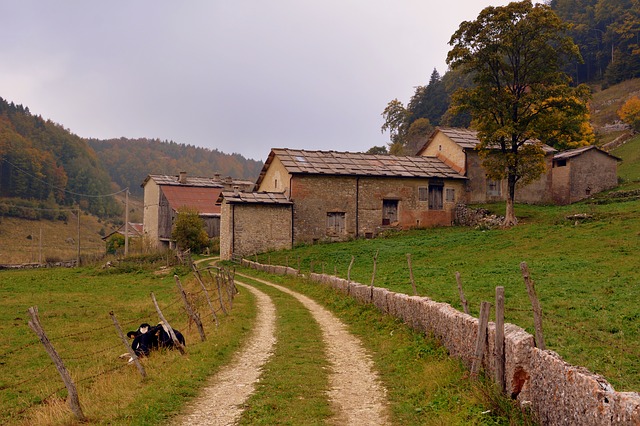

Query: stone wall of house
[[219, 202, 292, 260], [241, 259, 640, 425], [142, 179, 161, 248], [290, 175, 463, 244], [553, 149, 619, 205]]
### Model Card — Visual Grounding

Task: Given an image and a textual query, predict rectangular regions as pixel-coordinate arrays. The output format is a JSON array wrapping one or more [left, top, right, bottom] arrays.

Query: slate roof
[[255, 149, 466, 187], [162, 186, 222, 216], [142, 174, 255, 188], [218, 191, 292, 205], [553, 145, 621, 161], [416, 127, 557, 155]]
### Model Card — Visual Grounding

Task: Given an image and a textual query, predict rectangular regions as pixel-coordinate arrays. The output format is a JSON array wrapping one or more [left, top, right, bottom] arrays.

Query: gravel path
[[173, 282, 277, 426], [175, 272, 389, 425]]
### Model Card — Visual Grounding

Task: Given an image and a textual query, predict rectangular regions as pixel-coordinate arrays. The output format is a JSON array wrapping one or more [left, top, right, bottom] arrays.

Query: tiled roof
[[256, 149, 466, 186], [162, 186, 222, 216], [142, 174, 255, 188], [219, 191, 292, 205], [553, 145, 621, 161]]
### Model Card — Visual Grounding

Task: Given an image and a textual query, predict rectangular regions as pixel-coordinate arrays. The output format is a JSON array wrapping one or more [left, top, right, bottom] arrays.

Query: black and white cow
[[123, 322, 186, 361]]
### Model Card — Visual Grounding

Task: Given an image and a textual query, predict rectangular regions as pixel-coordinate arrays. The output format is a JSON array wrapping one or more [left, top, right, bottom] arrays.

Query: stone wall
[[241, 259, 640, 425]]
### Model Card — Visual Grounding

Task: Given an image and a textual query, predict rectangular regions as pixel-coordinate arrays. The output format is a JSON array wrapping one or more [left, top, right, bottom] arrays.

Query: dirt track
[[175, 272, 389, 425]]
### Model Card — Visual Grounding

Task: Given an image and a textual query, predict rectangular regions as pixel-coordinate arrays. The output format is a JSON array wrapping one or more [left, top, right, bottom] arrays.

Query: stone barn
[[551, 146, 621, 205], [218, 191, 293, 260], [416, 127, 557, 204], [255, 149, 467, 246], [142, 172, 254, 249]]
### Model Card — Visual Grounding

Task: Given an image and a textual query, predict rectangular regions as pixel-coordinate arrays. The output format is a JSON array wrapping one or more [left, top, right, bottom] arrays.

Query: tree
[[172, 207, 211, 253], [618, 96, 640, 131], [366, 145, 388, 155], [447, 0, 593, 226]]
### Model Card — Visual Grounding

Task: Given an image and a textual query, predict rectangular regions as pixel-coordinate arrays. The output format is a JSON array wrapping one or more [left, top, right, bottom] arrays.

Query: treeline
[[0, 98, 119, 218], [87, 138, 264, 197]]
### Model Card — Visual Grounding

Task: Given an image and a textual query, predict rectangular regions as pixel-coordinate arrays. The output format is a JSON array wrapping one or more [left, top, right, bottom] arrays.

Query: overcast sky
[[0, 1, 515, 161]]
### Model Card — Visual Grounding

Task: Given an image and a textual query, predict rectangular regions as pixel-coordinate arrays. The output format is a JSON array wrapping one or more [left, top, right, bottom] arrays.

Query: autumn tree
[[618, 96, 640, 132], [447, 0, 594, 226], [172, 207, 210, 253]]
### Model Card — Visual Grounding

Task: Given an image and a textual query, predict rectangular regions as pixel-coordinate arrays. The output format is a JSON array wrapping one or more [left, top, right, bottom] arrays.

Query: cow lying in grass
[[121, 322, 186, 362]]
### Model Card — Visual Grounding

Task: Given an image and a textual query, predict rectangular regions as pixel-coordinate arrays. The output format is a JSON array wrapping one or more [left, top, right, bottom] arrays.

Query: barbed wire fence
[[1, 260, 237, 423]]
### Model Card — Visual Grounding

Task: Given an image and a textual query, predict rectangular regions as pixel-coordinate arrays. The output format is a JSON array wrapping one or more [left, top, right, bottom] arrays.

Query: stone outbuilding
[[551, 146, 621, 205], [254, 149, 467, 246], [218, 191, 293, 260], [142, 172, 254, 249], [416, 127, 557, 204]]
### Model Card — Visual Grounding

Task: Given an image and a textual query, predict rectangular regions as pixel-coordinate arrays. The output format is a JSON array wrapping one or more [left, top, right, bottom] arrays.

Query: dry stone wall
[[241, 259, 640, 425]]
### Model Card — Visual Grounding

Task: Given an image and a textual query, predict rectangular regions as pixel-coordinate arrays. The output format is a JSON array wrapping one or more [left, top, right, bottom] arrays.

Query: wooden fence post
[[495, 287, 505, 391], [347, 256, 355, 282], [192, 264, 219, 327], [174, 275, 206, 342], [369, 249, 379, 302], [150, 292, 186, 355], [110, 311, 147, 378], [455, 272, 470, 315], [27, 306, 86, 421], [209, 269, 228, 315], [471, 301, 491, 377], [406, 253, 417, 296], [520, 262, 545, 350]]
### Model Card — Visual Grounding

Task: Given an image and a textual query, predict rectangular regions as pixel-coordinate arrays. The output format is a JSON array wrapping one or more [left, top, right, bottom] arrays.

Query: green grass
[[612, 133, 640, 183], [235, 268, 534, 425], [0, 263, 257, 425], [255, 198, 640, 392]]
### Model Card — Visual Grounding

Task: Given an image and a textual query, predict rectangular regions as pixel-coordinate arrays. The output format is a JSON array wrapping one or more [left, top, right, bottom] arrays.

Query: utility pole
[[124, 188, 129, 257], [76, 207, 80, 267]]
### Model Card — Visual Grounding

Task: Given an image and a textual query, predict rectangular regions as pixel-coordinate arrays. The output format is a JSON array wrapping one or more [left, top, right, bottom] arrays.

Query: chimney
[[213, 173, 220, 181], [179, 171, 187, 184], [225, 176, 233, 184], [233, 185, 240, 196]]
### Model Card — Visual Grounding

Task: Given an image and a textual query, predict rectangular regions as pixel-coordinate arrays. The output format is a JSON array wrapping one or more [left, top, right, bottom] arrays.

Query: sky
[[0, 1, 516, 161]]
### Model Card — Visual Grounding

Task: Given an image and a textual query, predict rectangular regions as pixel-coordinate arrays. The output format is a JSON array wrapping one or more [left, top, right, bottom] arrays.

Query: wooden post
[[110, 311, 146, 378], [193, 263, 219, 326], [495, 286, 505, 391], [406, 253, 417, 296], [369, 249, 379, 302], [76, 207, 80, 267], [297, 256, 301, 275], [150, 292, 186, 354], [471, 301, 491, 377], [27, 306, 86, 421], [209, 270, 228, 315], [455, 272, 470, 315], [124, 188, 129, 257], [174, 275, 206, 342], [347, 256, 355, 282], [520, 262, 545, 350]]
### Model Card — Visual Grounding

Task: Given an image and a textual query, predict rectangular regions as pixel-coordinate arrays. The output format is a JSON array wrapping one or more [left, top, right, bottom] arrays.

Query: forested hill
[[87, 138, 264, 197], [0, 98, 119, 217]]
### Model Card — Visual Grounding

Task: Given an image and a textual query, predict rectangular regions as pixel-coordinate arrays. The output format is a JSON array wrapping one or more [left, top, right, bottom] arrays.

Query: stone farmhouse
[[417, 127, 620, 205], [219, 149, 466, 259], [142, 172, 254, 249]]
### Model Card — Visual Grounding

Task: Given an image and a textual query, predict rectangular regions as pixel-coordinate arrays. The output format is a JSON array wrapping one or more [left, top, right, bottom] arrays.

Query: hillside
[[590, 78, 640, 145], [88, 138, 264, 197]]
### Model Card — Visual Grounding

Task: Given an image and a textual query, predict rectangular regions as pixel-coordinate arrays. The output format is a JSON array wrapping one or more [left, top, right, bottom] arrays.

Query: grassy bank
[[255, 198, 640, 392]]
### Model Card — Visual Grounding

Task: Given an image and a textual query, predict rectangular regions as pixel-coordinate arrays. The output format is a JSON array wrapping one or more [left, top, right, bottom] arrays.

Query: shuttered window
[[428, 185, 443, 210], [327, 212, 346, 235]]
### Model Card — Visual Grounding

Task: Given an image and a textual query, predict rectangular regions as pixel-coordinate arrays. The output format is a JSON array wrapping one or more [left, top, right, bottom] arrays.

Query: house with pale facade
[[142, 172, 254, 249], [218, 148, 467, 259]]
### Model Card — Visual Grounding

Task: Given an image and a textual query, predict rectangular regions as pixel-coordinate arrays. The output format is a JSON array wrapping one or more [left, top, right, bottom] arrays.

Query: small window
[[274, 178, 279, 189], [555, 159, 567, 167], [327, 212, 346, 235], [446, 188, 455, 202], [418, 187, 428, 201], [438, 145, 442, 151], [487, 180, 501, 197]]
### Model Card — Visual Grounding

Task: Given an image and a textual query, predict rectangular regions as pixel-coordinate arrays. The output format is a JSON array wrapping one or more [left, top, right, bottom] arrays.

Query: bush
[[171, 208, 211, 254], [618, 96, 640, 132]]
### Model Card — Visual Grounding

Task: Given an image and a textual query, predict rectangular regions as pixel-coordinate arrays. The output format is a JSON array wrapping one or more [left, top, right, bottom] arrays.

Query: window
[[382, 200, 398, 225], [418, 187, 428, 201], [446, 188, 455, 202], [428, 185, 443, 210], [274, 178, 279, 189], [555, 159, 567, 167], [487, 180, 501, 197], [327, 212, 346, 235]]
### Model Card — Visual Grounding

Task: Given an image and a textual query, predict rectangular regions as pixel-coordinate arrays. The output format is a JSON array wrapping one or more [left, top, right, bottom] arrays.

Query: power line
[[1, 157, 128, 198]]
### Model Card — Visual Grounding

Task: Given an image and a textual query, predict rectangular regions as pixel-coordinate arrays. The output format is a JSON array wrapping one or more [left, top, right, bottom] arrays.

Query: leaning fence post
[[150, 292, 186, 355], [406, 253, 417, 296], [347, 256, 355, 282], [471, 301, 491, 377], [110, 311, 147, 378], [174, 275, 206, 342], [27, 306, 86, 421], [209, 269, 228, 315], [369, 249, 379, 302], [495, 286, 505, 391], [455, 272, 470, 315], [193, 264, 219, 327], [520, 262, 545, 350]]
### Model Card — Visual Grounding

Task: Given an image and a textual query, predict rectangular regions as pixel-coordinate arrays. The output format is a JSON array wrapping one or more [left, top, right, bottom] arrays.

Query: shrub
[[618, 96, 640, 132]]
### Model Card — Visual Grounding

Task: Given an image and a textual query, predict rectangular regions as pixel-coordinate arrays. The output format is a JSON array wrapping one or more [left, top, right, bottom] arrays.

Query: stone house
[[218, 190, 293, 260], [254, 149, 467, 246], [141, 172, 254, 249], [417, 127, 557, 204], [551, 146, 621, 205]]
